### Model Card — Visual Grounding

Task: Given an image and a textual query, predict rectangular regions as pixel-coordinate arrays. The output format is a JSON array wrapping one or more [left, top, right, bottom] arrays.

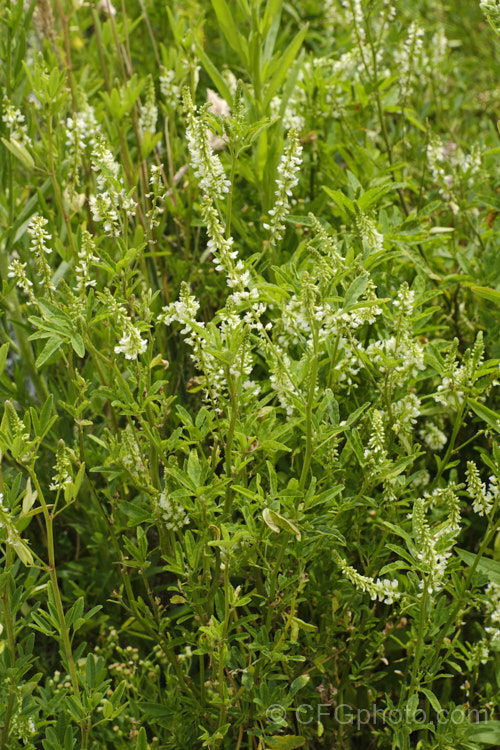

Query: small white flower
[[159, 491, 189, 531], [114, 325, 148, 360], [265, 129, 303, 244]]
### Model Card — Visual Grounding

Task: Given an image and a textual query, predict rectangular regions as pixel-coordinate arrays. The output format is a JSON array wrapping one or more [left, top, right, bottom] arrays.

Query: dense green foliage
[[3, 0, 500, 748]]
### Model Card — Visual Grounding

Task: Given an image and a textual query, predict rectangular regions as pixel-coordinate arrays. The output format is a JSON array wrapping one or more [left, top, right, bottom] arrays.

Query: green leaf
[[259, 439, 291, 453], [102, 699, 114, 719], [139, 701, 171, 718], [419, 687, 441, 713], [71, 334, 85, 358], [322, 186, 356, 220], [468, 398, 500, 434], [64, 726, 74, 750], [290, 673, 310, 698], [194, 41, 232, 105], [266, 737, 306, 749], [35, 336, 63, 368], [455, 549, 500, 586], [357, 183, 403, 211], [210, 0, 248, 64], [70, 462, 86, 501], [85, 653, 97, 689], [384, 105, 426, 132], [263, 508, 301, 540], [262, 0, 283, 59], [1, 137, 35, 169], [66, 597, 85, 628], [22, 478, 37, 516], [0, 343, 9, 376], [39, 393, 54, 433], [14, 540, 34, 567], [136, 726, 148, 750], [465, 721, 500, 744], [469, 285, 500, 304], [263, 25, 307, 108], [343, 275, 369, 309]]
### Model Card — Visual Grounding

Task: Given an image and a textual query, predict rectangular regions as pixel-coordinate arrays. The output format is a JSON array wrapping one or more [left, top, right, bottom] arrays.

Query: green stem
[[432, 398, 466, 488], [265, 533, 289, 630], [223, 377, 238, 515], [29, 470, 90, 747], [218, 560, 231, 726], [46, 114, 77, 263], [406, 580, 429, 701], [424, 500, 500, 679], [0, 546, 16, 750], [84, 469, 200, 701], [225, 151, 237, 237], [299, 324, 319, 491]]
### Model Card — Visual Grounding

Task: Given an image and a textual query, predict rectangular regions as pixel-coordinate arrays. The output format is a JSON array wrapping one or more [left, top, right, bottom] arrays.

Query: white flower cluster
[[363, 409, 386, 463], [92, 138, 120, 188], [102, 289, 149, 361], [5, 698, 36, 743], [419, 422, 447, 451], [66, 104, 100, 174], [481, 0, 500, 32], [159, 67, 180, 103], [393, 283, 415, 321], [27, 215, 55, 297], [430, 28, 449, 72], [139, 76, 158, 134], [163, 92, 267, 406], [28, 215, 51, 260], [115, 325, 148, 360], [160, 283, 258, 406], [466, 461, 497, 516], [183, 89, 230, 199], [334, 550, 401, 605], [160, 287, 224, 398], [427, 137, 482, 212], [159, 490, 189, 532], [435, 333, 484, 408], [8, 257, 36, 305], [278, 294, 314, 346], [145, 164, 166, 232], [88, 192, 119, 235], [89, 137, 136, 235], [412, 497, 456, 593], [422, 483, 462, 531], [269, 351, 299, 416], [2, 96, 32, 146], [340, 0, 389, 80], [484, 582, 500, 647], [49, 444, 72, 492], [391, 393, 422, 434], [277, 274, 381, 352], [365, 285, 425, 383], [74, 231, 99, 294], [0, 493, 34, 566], [117, 424, 146, 479], [395, 22, 425, 99], [160, 282, 201, 331], [263, 129, 303, 244], [201, 197, 247, 289], [355, 213, 383, 253]]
